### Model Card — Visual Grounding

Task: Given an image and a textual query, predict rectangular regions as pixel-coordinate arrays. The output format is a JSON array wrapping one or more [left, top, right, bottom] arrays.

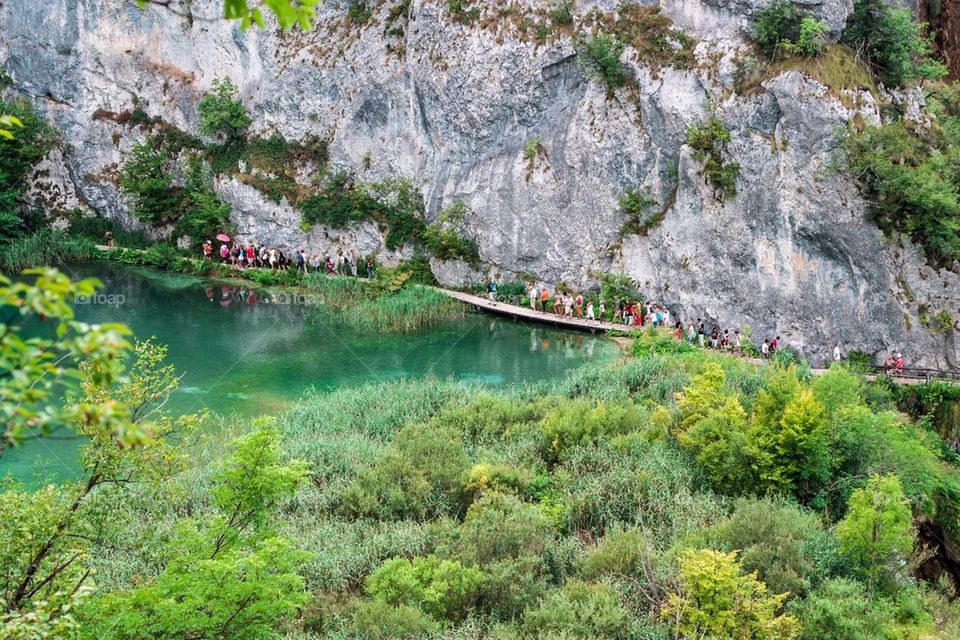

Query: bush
[[340, 422, 470, 520], [580, 527, 654, 581], [120, 135, 184, 225], [197, 77, 251, 142], [442, 492, 554, 566], [365, 555, 484, 622], [842, 0, 946, 85], [577, 33, 630, 91], [687, 497, 833, 598], [350, 600, 437, 639], [752, 0, 805, 58], [789, 578, 892, 640], [842, 120, 960, 267], [618, 187, 662, 235], [752, 1, 828, 59], [0, 98, 55, 240], [523, 581, 630, 638], [540, 399, 646, 464], [661, 549, 800, 639], [685, 116, 740, 202]]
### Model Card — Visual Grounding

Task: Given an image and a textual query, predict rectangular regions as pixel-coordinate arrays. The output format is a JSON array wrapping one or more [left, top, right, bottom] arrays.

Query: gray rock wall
[[1, 0, 957, 367]]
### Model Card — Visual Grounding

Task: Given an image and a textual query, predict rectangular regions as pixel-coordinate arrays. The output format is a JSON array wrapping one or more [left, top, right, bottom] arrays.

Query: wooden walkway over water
[[435, 288, 643, 334]]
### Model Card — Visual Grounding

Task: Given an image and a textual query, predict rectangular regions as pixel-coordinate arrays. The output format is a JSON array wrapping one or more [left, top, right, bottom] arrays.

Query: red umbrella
[[216, 233, 231, 242]]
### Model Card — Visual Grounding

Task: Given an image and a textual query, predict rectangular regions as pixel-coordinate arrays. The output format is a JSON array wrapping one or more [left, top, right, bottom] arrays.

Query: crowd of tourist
[[201, 239, 376, 279]]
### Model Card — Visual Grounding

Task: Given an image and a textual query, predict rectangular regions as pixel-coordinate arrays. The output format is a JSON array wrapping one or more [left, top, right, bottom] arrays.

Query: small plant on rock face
[[197, 77, 250, 143], [685, 116, 741, 202], [618, 187, 661, 235], [523, 138, 542, 160], [576, 33, 631, 91], [549, 0, 574, 26]]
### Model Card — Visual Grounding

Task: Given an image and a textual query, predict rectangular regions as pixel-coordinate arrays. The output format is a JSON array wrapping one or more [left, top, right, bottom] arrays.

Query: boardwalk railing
[[865, 366, 960, 384]]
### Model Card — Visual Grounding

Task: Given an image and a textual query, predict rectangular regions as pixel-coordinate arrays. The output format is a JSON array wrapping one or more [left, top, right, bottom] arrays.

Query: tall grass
[[0, 228, 95, 273], [307, 275, 465, 333]]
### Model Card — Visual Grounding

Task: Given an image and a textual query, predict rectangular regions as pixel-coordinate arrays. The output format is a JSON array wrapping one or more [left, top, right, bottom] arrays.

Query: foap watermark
[[266, 291, 320, 306], [74, 292, 126, 308]]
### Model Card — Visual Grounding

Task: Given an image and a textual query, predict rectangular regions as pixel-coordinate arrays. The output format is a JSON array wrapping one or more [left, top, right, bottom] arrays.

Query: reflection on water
[[4, 263, 616, 484]]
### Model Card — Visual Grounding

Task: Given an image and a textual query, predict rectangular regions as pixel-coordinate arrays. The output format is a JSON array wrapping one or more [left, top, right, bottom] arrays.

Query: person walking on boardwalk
[[575, 293, 584, 318], [586, 300, 595, 323], [896, 352, 904, 377], [487, 281, 498, 306], [366, 257, 374, 279], [540, 286, 549, 312], [598, 299, 606, 322], [761, 338, 770, 359], [529, 284, 538, 311], [833, 342, 842, 362]]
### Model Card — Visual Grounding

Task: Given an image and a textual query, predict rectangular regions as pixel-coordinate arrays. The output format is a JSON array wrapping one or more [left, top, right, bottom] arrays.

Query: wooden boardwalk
[[435, 288, 643, 334]]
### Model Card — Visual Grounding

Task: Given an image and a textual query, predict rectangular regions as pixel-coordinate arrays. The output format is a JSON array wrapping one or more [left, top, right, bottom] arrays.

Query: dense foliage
[[841, 0, 946, 85], [752, 1, 828, 59], [5, 269, 960, 638], [576, 33, 630, 91], [843, 85, 960, 268], [0, 98, 54, 241]]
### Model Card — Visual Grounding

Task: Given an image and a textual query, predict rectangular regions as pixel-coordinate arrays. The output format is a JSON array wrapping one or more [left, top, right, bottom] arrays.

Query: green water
[[3, 262, 616, 483]]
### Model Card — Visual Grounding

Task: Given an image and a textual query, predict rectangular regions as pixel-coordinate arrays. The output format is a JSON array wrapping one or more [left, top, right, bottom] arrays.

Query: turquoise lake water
[[2, 262, 616, 483]]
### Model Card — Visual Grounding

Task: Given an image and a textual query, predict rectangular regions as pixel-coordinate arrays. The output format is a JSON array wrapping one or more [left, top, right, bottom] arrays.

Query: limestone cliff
[[1, 0, 957, 367]]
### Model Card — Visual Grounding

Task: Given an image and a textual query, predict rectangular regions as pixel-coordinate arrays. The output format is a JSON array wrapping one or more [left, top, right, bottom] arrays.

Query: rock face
[[0, 0, 957, 367]]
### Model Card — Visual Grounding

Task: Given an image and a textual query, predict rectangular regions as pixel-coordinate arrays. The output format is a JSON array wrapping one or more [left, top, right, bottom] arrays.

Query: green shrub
[[120, 135, 184, 225], [576, 33, 630, 91], [687, 497, 833, 598], [197, 77, 251, 142], [618, 187, 661, 235], [540, 399, 646, 464], [446, 0, 480, 24], [442, 492, 554, 566], [661, 549, 800, 639], [842, 119, 960, 267], [365, 555, 484, 622], [631, 330, 697, 357], [346, 0, 372, 24], [421, 223, 480, 264], [580, 527, 654, 581], [549, 0, 574, 26], [753, 1, 804, 57], [685, 116, 741, 202], [789, 577, 892, 640], [842, 0, 946, 85], [0, 98, 55, 240], [523, 580, 630, 638], [68, 215, 151, 248], [340, 422, 470, 520], [350, 600, 437, 639]]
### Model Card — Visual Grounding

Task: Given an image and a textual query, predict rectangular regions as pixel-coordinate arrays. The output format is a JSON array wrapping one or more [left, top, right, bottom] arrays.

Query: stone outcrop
[[1, 0, 957, 367]]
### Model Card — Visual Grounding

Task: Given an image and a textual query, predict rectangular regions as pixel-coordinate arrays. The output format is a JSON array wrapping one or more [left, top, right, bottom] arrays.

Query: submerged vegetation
[[4, 270, 960, 638]]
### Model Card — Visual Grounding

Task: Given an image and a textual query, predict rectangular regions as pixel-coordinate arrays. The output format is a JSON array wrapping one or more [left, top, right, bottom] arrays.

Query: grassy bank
[[0, 232, 464, 334], [73, 341, 960, 639]]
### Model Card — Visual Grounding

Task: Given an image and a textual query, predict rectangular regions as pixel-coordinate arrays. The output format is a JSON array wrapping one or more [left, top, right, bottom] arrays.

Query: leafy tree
[[86, 423, 310, 639], [0, 269, 135, 452], [749, 388, 829, 499], [577, 33, 631, 91], [841, 0, 946, 85], [835, 474, 915, 593], [678, 394, 755, 494], [197, 77, 251, 143], [174, 155, 233, 246], [660, 549, 800, 640], [752, 0, 805, 58], [0, 99, 54, 240], [783, 16, 829, 57], [120, 136, 183, 226], [1, 338, 190, 636]]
